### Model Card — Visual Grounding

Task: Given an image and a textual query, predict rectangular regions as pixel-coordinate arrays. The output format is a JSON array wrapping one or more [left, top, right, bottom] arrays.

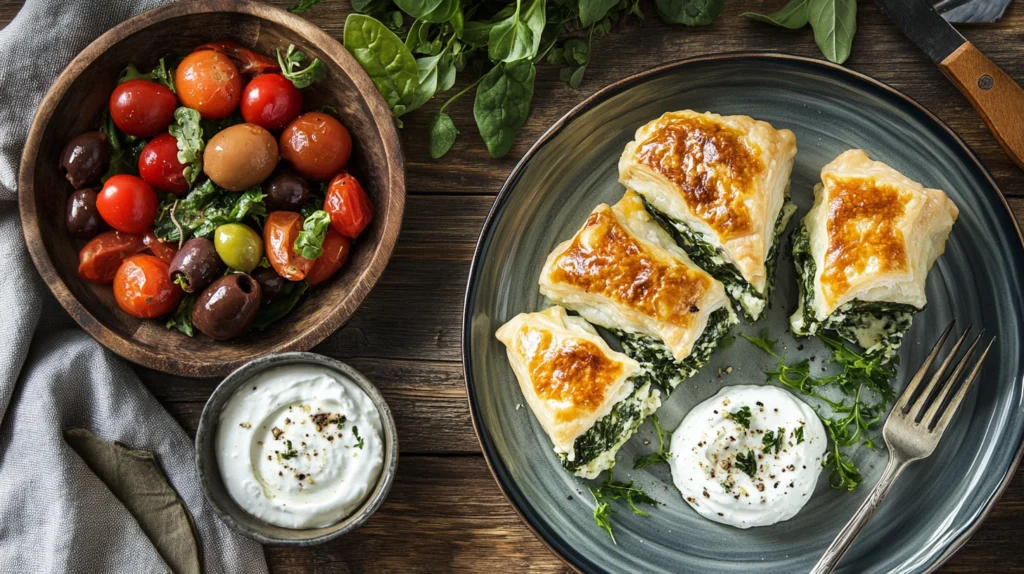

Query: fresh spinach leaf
[[251, 281, 309, 330], [808, 0, 856, 64], [167, 107, 203, 188], [742, 0, 810, 29], [277, 44, 328, 89], [473, 59, 535, 158], [384, 10, 405, 29], [578, 0, 619, 26], [394, 0, 451, 21], [294, 210, 332, 259], [288, 0, 322, 13], [165, 293, 196, 337], [462, 20, 495, 48], [521, 0, 546, 55], [410, 53, 444, 111], [428, 112, 458, 159], [488, 0, 536, 62], [655, 0, 724, 25], [344, 14, 420, 119]]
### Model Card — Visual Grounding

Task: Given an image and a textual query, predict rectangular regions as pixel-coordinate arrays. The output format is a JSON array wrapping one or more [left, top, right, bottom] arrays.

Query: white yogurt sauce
[[669, 385, 827, 528], [216, 364, 385, 529]]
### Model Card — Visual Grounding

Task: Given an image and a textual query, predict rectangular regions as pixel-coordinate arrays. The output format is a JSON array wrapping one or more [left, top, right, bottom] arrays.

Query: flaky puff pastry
[[495, 306, 641, 455], [538, 191, 730, 362], [803, 149, 958, 320], [618, 110, 797, 293]]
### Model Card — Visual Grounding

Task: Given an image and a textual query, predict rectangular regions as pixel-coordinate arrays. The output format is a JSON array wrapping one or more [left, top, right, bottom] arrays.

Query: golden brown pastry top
[[634, 115, 763, 238], [820, 176, 910, 307], [547, 206, 713, 333]]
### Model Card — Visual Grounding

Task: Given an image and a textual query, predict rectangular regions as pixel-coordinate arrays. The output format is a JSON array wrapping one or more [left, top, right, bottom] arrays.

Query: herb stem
[[439, 76, 483, 113]]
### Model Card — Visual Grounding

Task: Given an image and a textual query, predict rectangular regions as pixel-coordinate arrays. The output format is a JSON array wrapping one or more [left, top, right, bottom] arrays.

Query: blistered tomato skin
[[113, 254, 182, 318], [280, 112, 352, 181], [241, 74, 303, 132], [109, 80, 177, 137], [96, 175, 158, 234], [264, 211, 313, 281], [175, 50, 243, 120], [324, 172, 374, 239], [138, 133, 189, 195], [204, 123, 279, 192], [306, 230, 351, 286], [78, 231, 145, 284]]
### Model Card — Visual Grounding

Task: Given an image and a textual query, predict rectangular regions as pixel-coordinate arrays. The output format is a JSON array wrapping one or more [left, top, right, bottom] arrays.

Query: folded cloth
[[0, 1, 268, 572]]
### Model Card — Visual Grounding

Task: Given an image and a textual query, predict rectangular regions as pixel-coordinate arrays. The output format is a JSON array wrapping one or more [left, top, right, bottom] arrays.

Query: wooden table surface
[[7, 0, 1024, 571]]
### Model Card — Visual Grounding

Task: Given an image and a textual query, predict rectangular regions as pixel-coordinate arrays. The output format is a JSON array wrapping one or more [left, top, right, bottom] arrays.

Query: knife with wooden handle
[[876, 0, 1024, 169]]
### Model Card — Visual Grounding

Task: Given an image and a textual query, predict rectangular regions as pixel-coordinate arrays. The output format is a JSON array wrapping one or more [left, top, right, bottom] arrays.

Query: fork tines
[[895, 319, 995, 433]]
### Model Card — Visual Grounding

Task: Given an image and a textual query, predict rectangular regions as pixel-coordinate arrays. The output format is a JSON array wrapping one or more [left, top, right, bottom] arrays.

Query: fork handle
[[810, 455, 909, 574]]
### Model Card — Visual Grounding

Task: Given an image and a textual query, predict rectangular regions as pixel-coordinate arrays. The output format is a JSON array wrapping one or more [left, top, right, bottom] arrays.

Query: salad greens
[[168, 107, 204, 188], [118, 56, 176, 92], [153, 180, 267, 244], [294, 210, 333, 259], [277, 44, 328, 89], [743, 0, 857, 64], [633, 414, 671, 470]]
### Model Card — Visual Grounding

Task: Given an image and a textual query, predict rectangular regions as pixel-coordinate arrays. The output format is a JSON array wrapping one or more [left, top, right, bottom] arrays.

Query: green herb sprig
[[762, 427, 786, 455], [742, 0, 857, 64], [726, 405, 752, 429], [633, 414, 672, 470], [280, 440, 299, 460], [734, 450, 758, 477], [294, 210, 332, 259], [353, 426, 365, 449], [277, 44, 328, 89], [589, 471, 658, 543]]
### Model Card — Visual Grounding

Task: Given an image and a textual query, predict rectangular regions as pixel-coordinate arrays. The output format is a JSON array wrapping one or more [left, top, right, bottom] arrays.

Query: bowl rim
[[195, 351, 399, 546], [18, 0, 405, 378], [461, 51, 1024, 573]]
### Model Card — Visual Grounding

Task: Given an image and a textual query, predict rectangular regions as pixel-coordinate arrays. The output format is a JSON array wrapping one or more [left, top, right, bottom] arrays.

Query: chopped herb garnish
[[591, 494, 615, 544], [735, 450, 758, 477], [337, 416, 347, 430], [762, 427, 786, 455], [726, 406, 753, 429], [353, 426, 364, 449], [794, 426, 805, 444], [280, 440, 298, 460], [633, 414, 672, 470], [589, 471, 658, 543]]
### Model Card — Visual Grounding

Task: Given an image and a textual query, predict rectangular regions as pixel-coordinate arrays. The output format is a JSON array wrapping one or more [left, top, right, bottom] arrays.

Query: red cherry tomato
[[264, 211, 314, 281], [109, 79, 177, 137], [77, 231, 145, 284], [113, 254, 182, 318], [279, 112, 352, 181], [138, 133, 188, 195], [142, 231, 178, 264], [241, 74, 302, 132], [96, 175, 158, 233], [195, 41, 280, 76], [175, 50, 242, 120], [324, 172, 374, 239], [306, 230, 351, 286]]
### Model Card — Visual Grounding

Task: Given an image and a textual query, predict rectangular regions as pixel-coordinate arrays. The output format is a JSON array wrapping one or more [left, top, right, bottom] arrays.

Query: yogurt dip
[[669, 385, 827, 528], [216, 364, 385, 529]]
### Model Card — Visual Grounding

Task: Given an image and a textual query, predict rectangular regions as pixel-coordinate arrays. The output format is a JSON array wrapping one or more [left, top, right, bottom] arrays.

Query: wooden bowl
[[19, 0, 404, 378]]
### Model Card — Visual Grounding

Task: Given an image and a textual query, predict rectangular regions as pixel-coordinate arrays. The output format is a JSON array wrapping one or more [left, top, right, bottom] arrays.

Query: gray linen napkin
[[0, 1, 268, 572]]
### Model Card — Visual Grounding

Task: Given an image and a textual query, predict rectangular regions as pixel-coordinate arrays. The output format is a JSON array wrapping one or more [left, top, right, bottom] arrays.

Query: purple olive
[[169, 238, 223, 293], [251, 266, 285, 301], [192, 273, 262, 340], [265, 172, 310, 211], [65, 188, 105, 239], [60, 131, 109, 188]]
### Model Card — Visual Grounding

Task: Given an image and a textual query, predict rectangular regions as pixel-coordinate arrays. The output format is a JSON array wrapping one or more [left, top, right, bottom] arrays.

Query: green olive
[[214, 223, 263, 272]]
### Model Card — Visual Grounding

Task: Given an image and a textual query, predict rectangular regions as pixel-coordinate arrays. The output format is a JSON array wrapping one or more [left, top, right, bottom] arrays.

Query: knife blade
[[936, 0, 1013, 24], [876, 0, 967, 64]]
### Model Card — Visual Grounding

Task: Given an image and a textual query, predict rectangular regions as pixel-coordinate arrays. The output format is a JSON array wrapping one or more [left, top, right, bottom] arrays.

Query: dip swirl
[[216, 364, 384, 529]]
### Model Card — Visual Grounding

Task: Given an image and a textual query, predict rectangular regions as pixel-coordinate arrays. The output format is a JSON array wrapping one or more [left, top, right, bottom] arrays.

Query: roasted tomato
[[241, 74, 302, 132], [96, 174, 158, 234], [78, 231, 145, 284], [324, 172, 374, 238], [279, 112, 351, 181], [109, 79, 177, 137], [113, 254, 182, 318], [306, 230, 351, 286], [138, 133, 188, 195], [142, 231, 178, 264], [264, 211, 313, 281], [195, 41, 280, 76], [175, 50, 242, 120]]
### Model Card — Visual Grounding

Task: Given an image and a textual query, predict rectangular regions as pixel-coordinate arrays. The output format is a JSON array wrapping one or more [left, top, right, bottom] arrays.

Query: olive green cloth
[[64, 428, 201, 574]]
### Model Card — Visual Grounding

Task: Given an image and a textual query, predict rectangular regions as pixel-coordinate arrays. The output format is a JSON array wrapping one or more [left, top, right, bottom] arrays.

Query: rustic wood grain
[[4, 0, 1024, 571]]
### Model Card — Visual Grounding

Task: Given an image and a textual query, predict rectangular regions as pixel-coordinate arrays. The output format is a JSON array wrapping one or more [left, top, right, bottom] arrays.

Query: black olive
[[192, 274, 262, 340], [65, 188, 105, 239], [251, 266, 286, 301], [169, 238, 223, 293], [265, 172, 310, 211], [60, 131, 109, 188]]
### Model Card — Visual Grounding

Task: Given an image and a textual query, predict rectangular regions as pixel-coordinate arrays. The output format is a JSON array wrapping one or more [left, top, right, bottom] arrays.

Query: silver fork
[[811, 320, 995, 574]]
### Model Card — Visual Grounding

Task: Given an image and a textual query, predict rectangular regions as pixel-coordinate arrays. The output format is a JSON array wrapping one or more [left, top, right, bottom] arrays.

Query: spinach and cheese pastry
[[618, 110, 798, 320], [539, 191, 737, 394], [495, 306, 662, 479], [790, 149, 959, 361]]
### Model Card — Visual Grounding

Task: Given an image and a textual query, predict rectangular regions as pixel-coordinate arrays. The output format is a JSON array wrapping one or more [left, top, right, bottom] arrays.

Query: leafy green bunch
[[743, 0, 857, 64], [341, 0, 722, 159]]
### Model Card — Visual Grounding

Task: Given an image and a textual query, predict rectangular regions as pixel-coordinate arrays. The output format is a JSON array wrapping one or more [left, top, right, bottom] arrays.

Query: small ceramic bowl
[[196, 352, 398, 545]]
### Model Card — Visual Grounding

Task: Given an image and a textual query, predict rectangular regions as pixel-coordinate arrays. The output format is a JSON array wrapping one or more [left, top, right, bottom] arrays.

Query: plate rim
[[461, 51, 1024, 573]]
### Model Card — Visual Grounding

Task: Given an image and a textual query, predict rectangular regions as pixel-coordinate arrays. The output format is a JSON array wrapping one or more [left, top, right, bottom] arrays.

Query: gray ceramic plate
[[463, 54, 1024, 573]]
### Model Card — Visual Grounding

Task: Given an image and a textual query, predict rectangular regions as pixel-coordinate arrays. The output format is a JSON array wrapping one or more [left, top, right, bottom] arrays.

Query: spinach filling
[[614, 307, 736, 396], [560, 378, 659, 477], [790, 223, 920, 363], [638, 195, 794, 321]]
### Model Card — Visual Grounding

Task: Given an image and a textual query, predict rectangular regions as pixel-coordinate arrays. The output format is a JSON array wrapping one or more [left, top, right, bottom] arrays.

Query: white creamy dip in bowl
[[196, 352, 398, 545]]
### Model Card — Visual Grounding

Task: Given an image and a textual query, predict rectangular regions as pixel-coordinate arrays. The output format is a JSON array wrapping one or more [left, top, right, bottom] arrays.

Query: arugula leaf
[[808, 0, 857, 64], [591, 471, 658, 530], [251, 281, 309, 331], [734, 450, 758, 477], [288, 0, 322, 13], [119, 57, 176, 92], [742, 0, 810, 29], [579, 0, 619, 26], [153, 181, 267, 243], [473, 59, 535, 158], [488, 0, 536, 63], [165, 293, 196, 337], [276, 44, 327, 89], [167, 107, 203, 188], [762, 427, 786, 455], [428, 112, 458, 159], [345, 14, 420, 120], [591, 493, 616, 544], [726, 406, 753, 429], [294, 210, 332, 259], [742, 330, 778, 356], [633, 414, 672, 470], [655, 0, 724, 25]]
